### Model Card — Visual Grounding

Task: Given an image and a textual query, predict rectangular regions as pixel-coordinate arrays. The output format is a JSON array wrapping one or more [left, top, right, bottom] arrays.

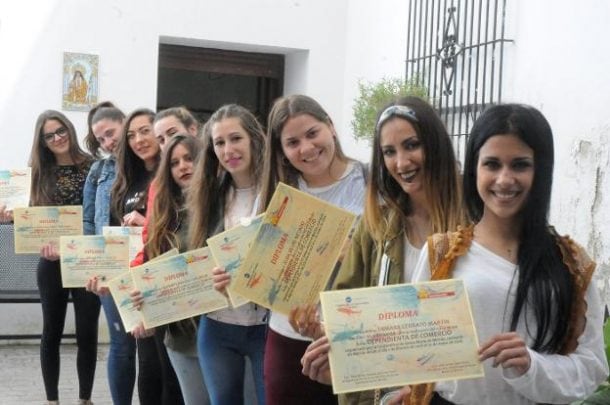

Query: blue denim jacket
[[83, 157, 116, 235]]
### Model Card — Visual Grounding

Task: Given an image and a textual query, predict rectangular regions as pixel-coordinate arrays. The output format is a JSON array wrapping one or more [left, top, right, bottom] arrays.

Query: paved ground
[[0, 344, 124, 405]]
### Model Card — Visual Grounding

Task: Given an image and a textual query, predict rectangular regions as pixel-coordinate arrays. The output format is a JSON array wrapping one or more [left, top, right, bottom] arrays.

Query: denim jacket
[[83, 157, 116, 235]]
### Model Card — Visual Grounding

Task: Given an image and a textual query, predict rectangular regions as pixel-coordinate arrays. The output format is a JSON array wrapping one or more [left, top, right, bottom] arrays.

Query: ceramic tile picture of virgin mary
[[62, 52, 99, 111]]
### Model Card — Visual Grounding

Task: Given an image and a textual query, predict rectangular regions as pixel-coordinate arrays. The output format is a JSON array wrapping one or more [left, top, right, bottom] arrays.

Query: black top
[[52, 164, 91, 206], [110, 171, 153, 226]]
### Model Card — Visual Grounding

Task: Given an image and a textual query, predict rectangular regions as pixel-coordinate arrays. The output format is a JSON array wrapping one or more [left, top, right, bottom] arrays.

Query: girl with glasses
[[30, 110, 99, 405]]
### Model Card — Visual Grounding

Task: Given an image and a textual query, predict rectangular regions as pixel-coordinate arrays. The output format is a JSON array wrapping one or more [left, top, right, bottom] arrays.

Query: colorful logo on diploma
[[270, 196, 289, 226], [58, 208, 79, 215], [417, 286, 456, 299]]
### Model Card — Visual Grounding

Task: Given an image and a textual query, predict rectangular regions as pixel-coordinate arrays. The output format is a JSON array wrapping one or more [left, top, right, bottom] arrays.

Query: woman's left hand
[[289, 304, 325, 339], [131, 321, 155, 339], [130, 289, 144, 310], [301, 335, 332, 385], [478, 332, 531, 376]]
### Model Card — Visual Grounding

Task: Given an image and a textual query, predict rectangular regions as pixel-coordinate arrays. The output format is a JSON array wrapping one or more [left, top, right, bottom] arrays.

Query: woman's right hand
[[212, 267, 231, 297], [40, 242, 60, 261], [85, 276, 109, 296], [122, 210, 145, 227], [0, 205, 13, 223]]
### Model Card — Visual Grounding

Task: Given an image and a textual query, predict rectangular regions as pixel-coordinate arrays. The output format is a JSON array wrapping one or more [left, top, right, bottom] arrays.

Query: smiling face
[[476, 134, 535, 223], [127, 115, 160, 169], [380, 117, 426, 204], [170, 143, 195, 189], [211, 117, 252, 188], [154, 116, 197, 150], [92, 118, 123, 155], [42, 119, 71, 159], [280, 114, 338, 186]]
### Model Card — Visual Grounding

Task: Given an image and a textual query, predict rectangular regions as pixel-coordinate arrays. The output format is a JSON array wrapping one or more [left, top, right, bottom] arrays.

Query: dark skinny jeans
[[37, 258, 101, 401]]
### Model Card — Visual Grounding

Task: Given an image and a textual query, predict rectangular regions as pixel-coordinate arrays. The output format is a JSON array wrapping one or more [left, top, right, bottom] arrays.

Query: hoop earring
[[282, 156, 290, 166]]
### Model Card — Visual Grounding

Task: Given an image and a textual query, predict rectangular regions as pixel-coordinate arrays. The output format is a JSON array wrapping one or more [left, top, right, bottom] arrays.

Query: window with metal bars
[[405, 0, 513, 162]]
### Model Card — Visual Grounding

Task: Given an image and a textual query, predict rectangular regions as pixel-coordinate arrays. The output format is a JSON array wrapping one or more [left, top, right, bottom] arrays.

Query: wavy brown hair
[[110, 108, 158, 221], [29, 110, 92, 206], [365, 96, 464, 241], [145, 135, 202, 259], [188, 104, 266, 249]]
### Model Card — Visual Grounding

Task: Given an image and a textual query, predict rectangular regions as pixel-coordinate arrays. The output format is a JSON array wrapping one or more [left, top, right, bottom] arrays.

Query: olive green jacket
[[332, 214, 407, 405]]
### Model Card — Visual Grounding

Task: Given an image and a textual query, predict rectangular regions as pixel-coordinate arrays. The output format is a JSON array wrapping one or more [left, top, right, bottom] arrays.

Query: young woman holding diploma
[[83, 105, 132, 405], [403, 104, 609, 404], [298, 97, 464, 405], [188, 104, 268, 405], [131, 134, 209, 405], [259, 94, 368, 405], [30, 110, 99, 405]]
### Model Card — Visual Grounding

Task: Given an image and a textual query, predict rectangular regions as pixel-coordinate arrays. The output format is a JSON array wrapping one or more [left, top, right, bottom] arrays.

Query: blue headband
[[376, 105, 418, 132]]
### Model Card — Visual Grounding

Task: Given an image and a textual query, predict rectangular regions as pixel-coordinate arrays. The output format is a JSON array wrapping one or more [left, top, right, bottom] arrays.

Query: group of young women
[[0, 93, 607, 405]]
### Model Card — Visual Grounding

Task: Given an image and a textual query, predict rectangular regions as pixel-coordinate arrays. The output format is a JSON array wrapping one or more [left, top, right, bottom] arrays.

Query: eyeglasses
[[43, 127, 68, 143]]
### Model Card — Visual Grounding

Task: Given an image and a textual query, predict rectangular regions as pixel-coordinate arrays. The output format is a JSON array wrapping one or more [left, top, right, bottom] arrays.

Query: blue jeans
[[167, 346, 210, 405], [197, 317, 266, 405], [101, 294, 136, 405]]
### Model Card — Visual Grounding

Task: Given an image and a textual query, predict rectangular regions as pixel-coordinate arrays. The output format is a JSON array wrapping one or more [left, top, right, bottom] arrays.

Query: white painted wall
[[502, 0, 610, 305], [0, 0, 351, 167], [340, 0, 409, 162]]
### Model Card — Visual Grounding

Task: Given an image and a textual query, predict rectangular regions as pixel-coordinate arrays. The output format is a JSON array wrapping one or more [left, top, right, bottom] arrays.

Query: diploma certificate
[[13, 206, 83, 254], [207, 214, 264, 308], [131, 247, 229, 329], [0, 168, 31, 210], [231, 183, 357, 314], [59, 235, 130, 287], [106, 272, 140, 332], [320, 279, 484, 394], [107, 248, 179, 332], [103, 226, 144, 261]]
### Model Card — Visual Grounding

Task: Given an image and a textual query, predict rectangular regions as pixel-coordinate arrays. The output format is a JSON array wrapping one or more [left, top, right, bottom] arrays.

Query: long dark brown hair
[[29, 110, 92, 206], [110, 108, 159, 221], [365, 96, 464, 240], [145, 135, 202, 259], [188, 104, 266, 249]]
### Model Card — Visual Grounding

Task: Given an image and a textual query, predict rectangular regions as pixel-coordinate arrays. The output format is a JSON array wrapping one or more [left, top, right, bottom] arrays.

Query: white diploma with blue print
[[131, 247, 229, 329], [59, 235, 130, 287], [107, 249, 179, 332], [230, 183, 357, 315], [320, 279, 484, 394], [206, 214, 264, 308], [0, 168, 30, 210], [102, 226, 144, 262], [13, 206, 83, 254]]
